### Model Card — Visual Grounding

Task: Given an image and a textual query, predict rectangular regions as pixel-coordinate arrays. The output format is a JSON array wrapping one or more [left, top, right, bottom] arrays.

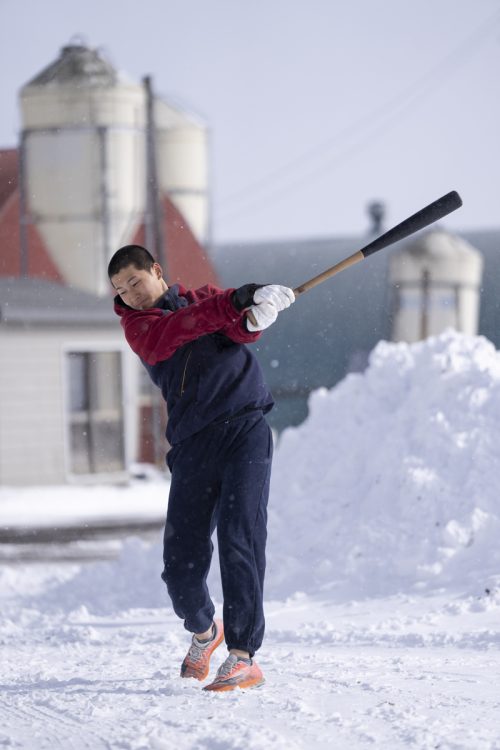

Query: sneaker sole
[[203, 676, 265, 692]]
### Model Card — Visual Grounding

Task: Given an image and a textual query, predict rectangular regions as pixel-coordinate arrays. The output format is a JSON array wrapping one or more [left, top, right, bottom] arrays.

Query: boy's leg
[[216, 414, 273, 658], [161, 442, 220, 635]]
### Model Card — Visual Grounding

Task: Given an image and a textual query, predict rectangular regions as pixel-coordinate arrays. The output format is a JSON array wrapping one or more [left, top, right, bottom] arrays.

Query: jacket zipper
[[180, 349, 192, 396]]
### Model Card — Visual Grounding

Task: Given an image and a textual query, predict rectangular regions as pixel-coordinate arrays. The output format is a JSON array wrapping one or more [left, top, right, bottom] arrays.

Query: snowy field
[[1, 330, 500, 749]]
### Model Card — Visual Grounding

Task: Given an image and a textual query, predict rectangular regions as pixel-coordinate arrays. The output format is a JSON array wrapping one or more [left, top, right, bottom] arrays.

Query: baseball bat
[[293, 190, 463, 296], [246, 190, 462, 326]]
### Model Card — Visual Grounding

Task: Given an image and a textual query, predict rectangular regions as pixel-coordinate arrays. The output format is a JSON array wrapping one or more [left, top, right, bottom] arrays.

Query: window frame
[[61, 342, 130, 484]]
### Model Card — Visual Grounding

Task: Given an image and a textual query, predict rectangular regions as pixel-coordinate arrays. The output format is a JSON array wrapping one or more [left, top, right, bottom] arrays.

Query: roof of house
[[0, 277, 116, 326], [213, 226, 500, 400]]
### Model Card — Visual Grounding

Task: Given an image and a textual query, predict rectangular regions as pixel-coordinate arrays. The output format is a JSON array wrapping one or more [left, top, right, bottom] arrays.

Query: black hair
[[108, 245, 156, 279]]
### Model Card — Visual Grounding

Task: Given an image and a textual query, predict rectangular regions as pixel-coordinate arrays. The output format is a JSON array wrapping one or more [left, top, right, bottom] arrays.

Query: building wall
[[0, 325, 139, 486]]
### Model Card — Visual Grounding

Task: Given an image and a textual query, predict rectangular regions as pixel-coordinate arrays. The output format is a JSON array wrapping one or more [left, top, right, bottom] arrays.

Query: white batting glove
[[246, 301, 279, 332], [253, 285, 295, 311]]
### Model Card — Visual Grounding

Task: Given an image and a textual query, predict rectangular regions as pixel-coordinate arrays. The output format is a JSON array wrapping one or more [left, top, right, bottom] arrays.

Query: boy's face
[[111, 263, 167, 310]]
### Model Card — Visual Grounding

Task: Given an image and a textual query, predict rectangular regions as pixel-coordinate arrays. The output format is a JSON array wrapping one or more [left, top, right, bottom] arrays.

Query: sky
[[1, 0, 499, 244]]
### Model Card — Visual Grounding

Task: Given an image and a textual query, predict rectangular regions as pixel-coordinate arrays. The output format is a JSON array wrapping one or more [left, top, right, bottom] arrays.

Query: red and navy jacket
[[114, 283, 274, 445]]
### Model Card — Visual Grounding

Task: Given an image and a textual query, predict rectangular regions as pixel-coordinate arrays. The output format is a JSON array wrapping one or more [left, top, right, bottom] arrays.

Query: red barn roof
[[0, 149, 63, 280], [0, 149, 18, 205], [131, 195, 219, 289]]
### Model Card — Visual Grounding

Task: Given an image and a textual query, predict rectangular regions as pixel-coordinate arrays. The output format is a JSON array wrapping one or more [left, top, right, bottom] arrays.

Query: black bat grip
[[361, 190, 463, 258]]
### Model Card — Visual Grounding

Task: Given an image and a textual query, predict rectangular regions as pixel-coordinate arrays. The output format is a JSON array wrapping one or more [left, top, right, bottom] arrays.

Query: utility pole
[[143, 75, 166, 271], [97, 125, 111, 293], [420, 268, 430, 340], [18, 132, 29, 276], [143, 75, 167, 467]]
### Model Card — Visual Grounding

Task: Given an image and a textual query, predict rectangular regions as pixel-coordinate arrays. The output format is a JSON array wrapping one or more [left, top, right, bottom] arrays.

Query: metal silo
[[19, 43, 146, 295], [389, 230, 483, 343], [155, 97, 209, 245]]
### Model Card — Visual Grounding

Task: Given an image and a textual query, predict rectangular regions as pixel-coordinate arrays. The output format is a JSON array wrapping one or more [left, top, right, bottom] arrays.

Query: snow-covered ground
[[1, 330, 500, 749]]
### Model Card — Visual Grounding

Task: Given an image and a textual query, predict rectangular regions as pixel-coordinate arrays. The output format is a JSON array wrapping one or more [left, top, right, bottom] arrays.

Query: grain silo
[[19, 43, 147, 296], [389, 230, 483, 343], [155, 97, 210, 246], [19, 42, 211, 296]]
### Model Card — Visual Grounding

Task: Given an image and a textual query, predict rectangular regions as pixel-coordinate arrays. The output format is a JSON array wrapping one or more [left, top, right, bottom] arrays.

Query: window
[[137, 364, 168, 465], [66, 351, 125, 475]]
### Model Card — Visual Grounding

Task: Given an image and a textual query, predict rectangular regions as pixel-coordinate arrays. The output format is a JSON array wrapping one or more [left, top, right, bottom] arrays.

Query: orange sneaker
[[203, 653, 265, 692], [180, 619, 224, 681]]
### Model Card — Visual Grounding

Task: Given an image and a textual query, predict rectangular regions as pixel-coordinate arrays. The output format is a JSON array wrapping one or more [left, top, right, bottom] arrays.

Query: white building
[[0, 43, 219, 486], [0, 278, 139, 485]]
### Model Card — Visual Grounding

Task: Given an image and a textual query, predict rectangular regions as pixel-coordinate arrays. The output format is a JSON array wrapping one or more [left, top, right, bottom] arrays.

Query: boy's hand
[[233, 283, 295, 332], [246, 301, 278, 332], [253, 285, 295, 311], [232, 284, 295, 312], [246, 285, 295, 331]]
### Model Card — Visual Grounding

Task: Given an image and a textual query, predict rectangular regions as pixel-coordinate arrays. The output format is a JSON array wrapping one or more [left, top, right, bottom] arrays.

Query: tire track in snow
[[0, 690, 112, 750]]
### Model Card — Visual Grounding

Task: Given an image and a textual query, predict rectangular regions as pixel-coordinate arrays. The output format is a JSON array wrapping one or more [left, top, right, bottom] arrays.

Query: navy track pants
[[161, 411, 273, 657]]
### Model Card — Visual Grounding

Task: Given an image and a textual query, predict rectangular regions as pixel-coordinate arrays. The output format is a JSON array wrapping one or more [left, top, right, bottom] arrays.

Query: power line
[[217, 8, 500, 222]]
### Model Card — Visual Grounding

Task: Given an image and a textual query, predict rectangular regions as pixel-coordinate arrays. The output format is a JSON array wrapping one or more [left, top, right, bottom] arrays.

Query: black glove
[[231, 283, 264, 312]]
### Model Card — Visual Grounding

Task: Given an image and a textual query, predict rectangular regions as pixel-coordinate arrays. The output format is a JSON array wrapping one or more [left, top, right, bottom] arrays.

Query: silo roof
[[24, 43, 119, 88], [403, 230, 481, 260]]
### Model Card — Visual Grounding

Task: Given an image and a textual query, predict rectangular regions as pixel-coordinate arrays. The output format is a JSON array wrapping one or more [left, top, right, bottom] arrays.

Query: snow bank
[[268, 329, 500, 599], [19, 329, 500, 613], [0, 467, 167, 527], [31, 537, 167, 614]]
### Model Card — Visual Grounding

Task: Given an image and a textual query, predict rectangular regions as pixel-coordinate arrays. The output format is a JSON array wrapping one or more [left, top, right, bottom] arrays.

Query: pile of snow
[[268, 329, 500, 599], [27, 537, 167, 614], [10, 329, 500, 615]]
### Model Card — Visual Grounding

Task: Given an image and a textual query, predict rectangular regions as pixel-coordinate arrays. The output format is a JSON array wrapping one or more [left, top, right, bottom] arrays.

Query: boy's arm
[[116, 288, 250, 365], [219, 315, 262, 344], [185, 284, 262, 344]]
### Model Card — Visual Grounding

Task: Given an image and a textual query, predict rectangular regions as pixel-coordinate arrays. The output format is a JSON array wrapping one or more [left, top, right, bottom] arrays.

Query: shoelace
[[187, 642, 205, 662], [190, 623, 216, 656], [187, 626, 217, 662], [217, 655, 239, 677]]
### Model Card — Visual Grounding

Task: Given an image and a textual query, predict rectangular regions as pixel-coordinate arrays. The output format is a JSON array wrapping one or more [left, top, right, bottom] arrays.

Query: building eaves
[[0, 278, 116, 326]]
